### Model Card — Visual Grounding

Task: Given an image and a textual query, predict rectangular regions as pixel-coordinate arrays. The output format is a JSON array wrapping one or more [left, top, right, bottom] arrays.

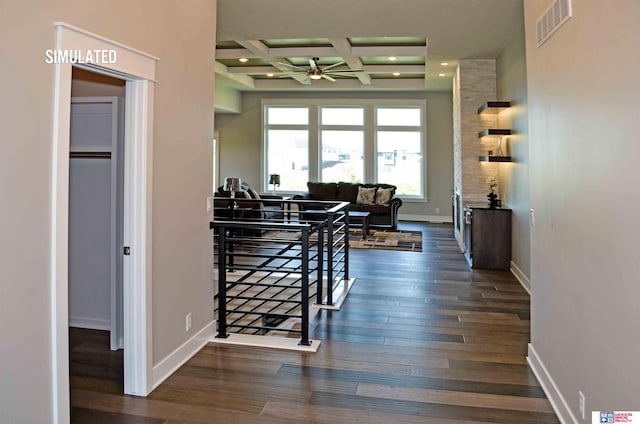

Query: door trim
[[51, 22, 158, 424]]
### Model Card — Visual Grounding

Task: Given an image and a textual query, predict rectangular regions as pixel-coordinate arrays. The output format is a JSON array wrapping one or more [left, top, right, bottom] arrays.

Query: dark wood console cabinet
[[463, 202, 512, 270]]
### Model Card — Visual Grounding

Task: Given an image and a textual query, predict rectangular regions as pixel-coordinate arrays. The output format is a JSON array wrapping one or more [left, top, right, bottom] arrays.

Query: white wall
[[497, 23, 530, 282], [215, 81, 242, 113], [0, 1, 216, 422], [215, 91, 454, 220], [524, 0, 640, 420]]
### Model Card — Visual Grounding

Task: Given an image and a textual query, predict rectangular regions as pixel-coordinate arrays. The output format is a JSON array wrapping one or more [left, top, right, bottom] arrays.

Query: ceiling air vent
[[536, 0, 572, 47]]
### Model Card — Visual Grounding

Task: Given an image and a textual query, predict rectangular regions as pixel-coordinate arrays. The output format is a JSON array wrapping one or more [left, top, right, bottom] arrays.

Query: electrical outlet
[[186, 313, 192, 332], [207, 196, 214, 213], [435, 207, 440, 215], [578, 390, 586, 420]]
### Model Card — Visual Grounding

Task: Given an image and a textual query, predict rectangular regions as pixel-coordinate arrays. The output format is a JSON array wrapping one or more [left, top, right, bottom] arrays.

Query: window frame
[[263, 104, 312, 193], [373, 105, 425, 199], [262, 99, 427, 200], [319, 105, 365, 184]]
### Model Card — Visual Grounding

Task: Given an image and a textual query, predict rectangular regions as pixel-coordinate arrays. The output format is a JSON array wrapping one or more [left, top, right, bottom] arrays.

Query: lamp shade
[[223, 177, 242, 193], [268, 174, 280, 186]]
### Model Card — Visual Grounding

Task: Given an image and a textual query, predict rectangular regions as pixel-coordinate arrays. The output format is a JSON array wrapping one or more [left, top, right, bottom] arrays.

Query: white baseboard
[[510, 261, 531, 295], [69, 316, 110, 331], [209, 333, 320, 352], [317, 277, 356, 311], [454, 229, 464, 252], [528, 344, 577, 424], [151, 320, 215, 392], [400, 214, 453, 223]]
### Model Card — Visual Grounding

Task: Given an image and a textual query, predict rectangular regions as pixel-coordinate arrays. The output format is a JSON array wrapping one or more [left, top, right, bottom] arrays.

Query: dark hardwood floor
[[70, 222, 558, 423]]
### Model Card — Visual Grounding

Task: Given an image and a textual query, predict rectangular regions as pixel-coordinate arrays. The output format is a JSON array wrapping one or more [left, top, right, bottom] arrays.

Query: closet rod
[[70, 151, 112, 159]]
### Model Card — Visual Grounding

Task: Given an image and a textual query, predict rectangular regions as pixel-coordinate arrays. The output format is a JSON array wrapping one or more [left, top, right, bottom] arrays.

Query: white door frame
[[51, 22, 158, 424]]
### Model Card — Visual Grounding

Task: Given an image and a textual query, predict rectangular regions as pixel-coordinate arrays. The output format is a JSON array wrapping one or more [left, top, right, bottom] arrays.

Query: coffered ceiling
[[215, 0, 524, 92]]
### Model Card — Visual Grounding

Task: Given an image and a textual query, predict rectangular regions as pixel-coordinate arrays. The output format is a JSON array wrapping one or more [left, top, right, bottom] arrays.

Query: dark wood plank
[[277, 363, 547, 398], [69, 222, 559, 424], [308, 392, 559, 424]]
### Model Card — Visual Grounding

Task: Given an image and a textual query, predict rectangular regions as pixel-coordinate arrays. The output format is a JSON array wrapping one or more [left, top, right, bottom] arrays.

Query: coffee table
[[348, 211, 370, 239]]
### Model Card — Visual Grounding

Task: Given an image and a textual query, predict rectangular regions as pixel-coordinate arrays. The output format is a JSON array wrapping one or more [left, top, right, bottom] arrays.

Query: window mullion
[[364, 105, 376, 183], [308, 104, 319, 182]]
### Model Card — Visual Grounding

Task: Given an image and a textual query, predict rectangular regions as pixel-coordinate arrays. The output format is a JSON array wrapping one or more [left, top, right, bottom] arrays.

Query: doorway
[[51, 22, 158, 424], [68, 70, 126, 360]]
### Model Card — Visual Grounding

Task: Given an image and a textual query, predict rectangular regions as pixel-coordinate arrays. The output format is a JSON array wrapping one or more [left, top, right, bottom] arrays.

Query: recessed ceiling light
[[393, 72, 400, 76], [439, 73, 446, 77], [239, 58, 249, 63], [267, 73, 274, 77], [389, 56, 397, 61], [441, 62, 449, 66]]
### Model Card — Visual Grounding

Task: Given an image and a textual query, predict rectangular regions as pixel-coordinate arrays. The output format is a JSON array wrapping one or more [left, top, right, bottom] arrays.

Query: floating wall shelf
[[477, 101, 511, 114], [477, 101, 514, 162], [478, 128, 512, 138], [479, 155, 512, 162]]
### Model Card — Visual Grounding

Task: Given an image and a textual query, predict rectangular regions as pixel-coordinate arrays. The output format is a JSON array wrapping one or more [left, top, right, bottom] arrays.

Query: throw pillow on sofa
[[375, 187, 394, 206], [356, 186, 376, 205]]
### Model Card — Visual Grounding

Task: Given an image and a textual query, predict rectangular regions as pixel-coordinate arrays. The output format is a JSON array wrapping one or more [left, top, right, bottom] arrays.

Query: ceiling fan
[[278, 57, 359, 82]]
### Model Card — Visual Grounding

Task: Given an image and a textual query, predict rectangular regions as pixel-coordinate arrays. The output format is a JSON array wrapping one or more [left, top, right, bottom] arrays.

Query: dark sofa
[[293, 182, 403, 230], [213, 182, 284, 235]]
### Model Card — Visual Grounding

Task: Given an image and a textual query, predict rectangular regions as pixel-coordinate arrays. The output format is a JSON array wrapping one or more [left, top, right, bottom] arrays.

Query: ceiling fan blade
[[321, 74, 336, 82], [277, 62, 306, 71], [325, 69, 360, 74], [323, 61, 346, 71], [326, 72, 359, 78]]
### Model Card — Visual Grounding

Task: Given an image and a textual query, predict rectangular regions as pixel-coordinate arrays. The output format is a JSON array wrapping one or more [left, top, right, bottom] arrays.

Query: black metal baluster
[[300, 227, 311, 346], [216, 226, 229, 338], [316, 223, 324, 304]]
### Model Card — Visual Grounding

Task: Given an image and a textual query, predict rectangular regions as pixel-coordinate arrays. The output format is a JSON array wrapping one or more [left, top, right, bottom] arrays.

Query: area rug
[[231, 228, 423, 253], [349, 229, 422, 252]]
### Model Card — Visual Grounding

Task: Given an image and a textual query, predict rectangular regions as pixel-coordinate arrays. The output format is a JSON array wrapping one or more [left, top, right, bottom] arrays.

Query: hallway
[[70, 222, 558, 423]]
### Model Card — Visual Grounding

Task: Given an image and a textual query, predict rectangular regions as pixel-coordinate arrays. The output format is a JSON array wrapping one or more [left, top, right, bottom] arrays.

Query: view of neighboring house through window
[[265, 106, 309, 192], [264, 101, 425, 198], [376, 107, 423, 197], [320, 107, 364, 183]]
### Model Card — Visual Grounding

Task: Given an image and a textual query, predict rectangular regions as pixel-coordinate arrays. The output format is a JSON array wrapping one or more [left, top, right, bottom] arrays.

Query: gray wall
[[0, 1, 216, 422], [215, 91, 454, 220], [524, 0, 640, 418], [496, 23, 530, 281]]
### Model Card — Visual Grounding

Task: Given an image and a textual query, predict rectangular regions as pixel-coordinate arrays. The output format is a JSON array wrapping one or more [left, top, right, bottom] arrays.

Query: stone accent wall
[[453, 59, 499, 242]]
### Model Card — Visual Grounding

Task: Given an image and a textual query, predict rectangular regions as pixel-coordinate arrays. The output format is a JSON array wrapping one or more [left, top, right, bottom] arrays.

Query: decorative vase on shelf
[[486, 176, 499, 208], [487, 192, 499, 208]]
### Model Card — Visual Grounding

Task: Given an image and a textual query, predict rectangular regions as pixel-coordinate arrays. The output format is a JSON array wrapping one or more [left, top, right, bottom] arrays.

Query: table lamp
[[268, 174, 280, 194], [224, 177, 242, 198]]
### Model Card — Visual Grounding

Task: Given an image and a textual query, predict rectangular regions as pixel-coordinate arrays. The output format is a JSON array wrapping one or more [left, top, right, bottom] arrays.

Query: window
[[264, 106, 309, 192], [320, 107, 364, 184], [375, 107, 423, 197], [263, 101, 426, 198]]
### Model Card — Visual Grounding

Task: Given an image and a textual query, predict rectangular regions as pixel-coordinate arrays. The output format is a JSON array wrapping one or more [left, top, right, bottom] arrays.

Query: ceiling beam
[[351, 45, 426, 56], [329, 38, 370, 85], [236, 40, 310, 85], [214, 61, 255, 89], [215, 48, 256, 59], [215, 44, 428, 60], [267, 46, 338, 58], [253, 78, 431, 91], [423, 43, 429, 88], [224, 64, 427, 75]]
